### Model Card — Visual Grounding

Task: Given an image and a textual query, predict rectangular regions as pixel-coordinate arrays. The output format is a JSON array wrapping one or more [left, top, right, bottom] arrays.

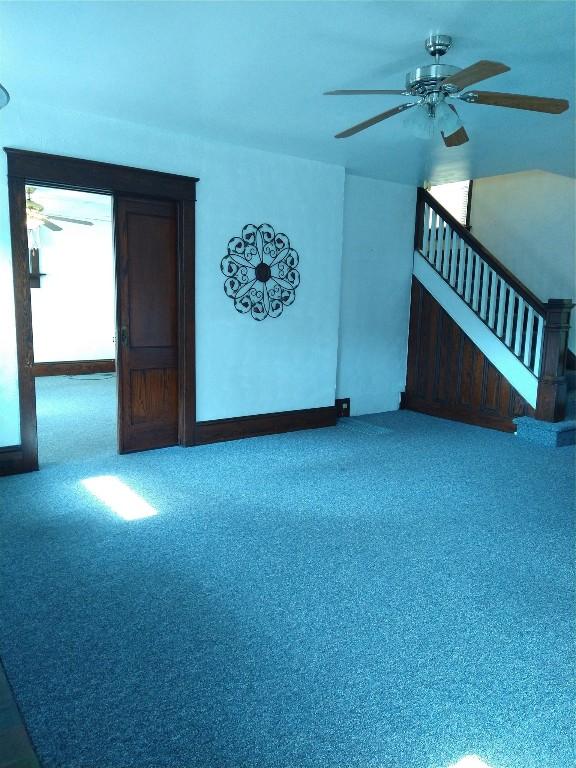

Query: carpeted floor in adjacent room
[[0, 375, 574, 768]]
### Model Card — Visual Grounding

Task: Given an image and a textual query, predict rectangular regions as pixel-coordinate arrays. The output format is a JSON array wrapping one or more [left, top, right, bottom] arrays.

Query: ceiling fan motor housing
[[406, 64, 462, 95], [406, 35, 461, 96]]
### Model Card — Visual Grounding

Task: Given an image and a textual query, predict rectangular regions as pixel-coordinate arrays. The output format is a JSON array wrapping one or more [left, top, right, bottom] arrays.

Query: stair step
[[514, 416, 576, 447]]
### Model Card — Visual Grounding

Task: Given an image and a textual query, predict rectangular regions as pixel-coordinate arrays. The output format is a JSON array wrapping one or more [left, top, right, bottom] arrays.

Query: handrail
[[417, 188, 546, 314]]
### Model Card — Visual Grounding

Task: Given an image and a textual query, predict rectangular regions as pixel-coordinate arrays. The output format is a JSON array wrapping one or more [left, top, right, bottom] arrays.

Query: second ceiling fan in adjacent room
[[26, 186, 94, 232]]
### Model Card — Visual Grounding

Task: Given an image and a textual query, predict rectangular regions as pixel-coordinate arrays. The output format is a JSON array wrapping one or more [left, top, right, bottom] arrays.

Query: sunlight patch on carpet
[[447, 756, 495, 768], [81, 476, 157, 521]]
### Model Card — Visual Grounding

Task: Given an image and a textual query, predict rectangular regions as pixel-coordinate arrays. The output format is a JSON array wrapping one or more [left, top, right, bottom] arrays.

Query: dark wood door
[[115, 197, 179, 453]]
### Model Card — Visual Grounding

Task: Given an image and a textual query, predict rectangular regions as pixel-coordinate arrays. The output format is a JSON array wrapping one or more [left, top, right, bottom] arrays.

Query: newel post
[[414, 187, 425, 252], [535, 299, 574, 422]]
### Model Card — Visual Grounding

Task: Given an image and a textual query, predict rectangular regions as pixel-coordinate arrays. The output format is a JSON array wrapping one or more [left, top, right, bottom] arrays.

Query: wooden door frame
[[3, 148, 198, 474]]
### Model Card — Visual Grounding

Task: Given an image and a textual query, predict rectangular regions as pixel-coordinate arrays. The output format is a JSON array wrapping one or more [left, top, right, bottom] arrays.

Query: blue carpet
[[0, 380, 574, 768], [36, 374, 117, 464]]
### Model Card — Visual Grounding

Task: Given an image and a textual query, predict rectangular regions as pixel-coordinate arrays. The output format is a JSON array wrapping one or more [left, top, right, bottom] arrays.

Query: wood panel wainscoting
[[404, 277, 535, 432], [196, 406, 337, 445], [33, 359, 116, 377]]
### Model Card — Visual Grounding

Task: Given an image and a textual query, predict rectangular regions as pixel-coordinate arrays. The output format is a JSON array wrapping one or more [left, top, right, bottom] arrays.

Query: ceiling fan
[[325, 34, 570, 146], [26, 186, 94, 232]]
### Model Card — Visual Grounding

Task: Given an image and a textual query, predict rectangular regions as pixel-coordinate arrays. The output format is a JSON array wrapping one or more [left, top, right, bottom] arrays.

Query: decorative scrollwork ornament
[[221, 223, 300, 321]]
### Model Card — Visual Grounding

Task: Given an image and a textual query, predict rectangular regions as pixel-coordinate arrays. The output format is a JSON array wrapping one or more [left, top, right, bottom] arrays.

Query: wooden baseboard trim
[[0, 445, 37, 476], [33, 359, 116, 377], [404, 396, 516, 433], [195, 405, 337, 445]]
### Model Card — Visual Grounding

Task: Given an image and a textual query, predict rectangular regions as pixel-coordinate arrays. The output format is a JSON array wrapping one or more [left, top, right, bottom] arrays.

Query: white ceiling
[[30, 187, 112, 223], [1, 1, 574, 184]]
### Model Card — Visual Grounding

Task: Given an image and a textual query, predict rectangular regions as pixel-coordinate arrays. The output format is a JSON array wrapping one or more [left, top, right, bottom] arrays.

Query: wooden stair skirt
[[404, 277, 535, 432]]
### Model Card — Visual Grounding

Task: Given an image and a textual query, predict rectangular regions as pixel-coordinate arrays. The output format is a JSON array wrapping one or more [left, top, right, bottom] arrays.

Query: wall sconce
[[29, 247, 45, 288]]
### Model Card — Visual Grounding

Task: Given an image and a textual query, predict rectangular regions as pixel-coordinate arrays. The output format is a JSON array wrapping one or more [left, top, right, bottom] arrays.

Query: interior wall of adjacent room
[[0, 101, 344, 446], [470, 170, 576, 352], [336, 173, 416, 416], [0, 207, 19, 444], [429, 180, 470, 226], [30, 215, 115, 362]]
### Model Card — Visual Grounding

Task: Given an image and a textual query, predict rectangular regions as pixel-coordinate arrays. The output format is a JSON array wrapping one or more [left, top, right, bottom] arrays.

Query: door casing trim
[[3, 148, 198, 473]]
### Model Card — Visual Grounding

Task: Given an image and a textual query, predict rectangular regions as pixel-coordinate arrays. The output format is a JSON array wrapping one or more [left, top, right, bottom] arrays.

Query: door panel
[[130, 368, 178, 425], [116, 197, 179, 453], [128, 214, 177, 347]]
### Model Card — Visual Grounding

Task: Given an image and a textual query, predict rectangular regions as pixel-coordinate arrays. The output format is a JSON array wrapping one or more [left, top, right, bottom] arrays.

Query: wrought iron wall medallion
[[221, 224, 300, 321]]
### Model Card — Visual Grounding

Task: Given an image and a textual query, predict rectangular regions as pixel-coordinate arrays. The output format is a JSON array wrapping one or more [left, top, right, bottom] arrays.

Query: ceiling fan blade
[[325, 89, 407, 96], [460, 90, 569, 113], [441, 103, 469, 147], [335, 102, 416, 139], [442, 125, 469, 147], [442, 60, 510, 90], [42, 219, 63, 232], [48, 215, 94, 226]]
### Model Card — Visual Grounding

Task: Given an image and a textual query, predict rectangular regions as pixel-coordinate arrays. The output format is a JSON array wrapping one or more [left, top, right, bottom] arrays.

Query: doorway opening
[[4, 148, 198, 475], [27, 185, 116, 465]]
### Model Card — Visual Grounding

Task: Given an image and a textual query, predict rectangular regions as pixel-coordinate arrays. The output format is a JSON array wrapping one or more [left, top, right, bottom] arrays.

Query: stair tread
[[514, 415, 576, 447], [514, 416, 576, 432]]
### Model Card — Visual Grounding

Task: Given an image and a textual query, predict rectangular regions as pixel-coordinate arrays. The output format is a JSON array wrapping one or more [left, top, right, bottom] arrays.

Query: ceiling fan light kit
[[403, 92, 464, 140], [326, 34, 570, 147], [403, 103, 434, 140]]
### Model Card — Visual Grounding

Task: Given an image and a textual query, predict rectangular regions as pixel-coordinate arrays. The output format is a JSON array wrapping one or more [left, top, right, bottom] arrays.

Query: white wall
[[0, 202, 19, 445], [470, 170, 576, 352], [0, 100, 344, 446], [31, 219, 115, 362], [336, 174, 416, 416]]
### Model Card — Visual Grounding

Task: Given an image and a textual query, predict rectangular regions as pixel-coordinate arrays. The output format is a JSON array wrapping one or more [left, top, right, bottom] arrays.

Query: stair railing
[[414, 187, 573, 421]]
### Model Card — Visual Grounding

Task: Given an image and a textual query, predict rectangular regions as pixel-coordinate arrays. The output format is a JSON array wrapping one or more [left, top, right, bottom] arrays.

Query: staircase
[[405, 188, 574, 441]]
